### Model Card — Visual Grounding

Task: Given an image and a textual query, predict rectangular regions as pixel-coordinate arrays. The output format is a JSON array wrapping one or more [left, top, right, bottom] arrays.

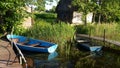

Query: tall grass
[[76, 23, 120, 50], [14, 19, 75, 53], [12, 12, 75, 53], [76, 23, 120, 42]]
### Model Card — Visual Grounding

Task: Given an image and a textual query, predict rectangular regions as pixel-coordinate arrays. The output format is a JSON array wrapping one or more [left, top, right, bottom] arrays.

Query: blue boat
[[79, 43, 102, 52], [77, 40, 102, 52], [7, 34, 58, 53]]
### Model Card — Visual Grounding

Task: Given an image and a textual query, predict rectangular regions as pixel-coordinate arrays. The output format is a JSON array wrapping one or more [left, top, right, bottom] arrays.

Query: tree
[[49, 6, 56, 13], [102, 0, 120, 22], [0, 0, 27, 33], [72, 0, 97, 25], [26, 0, 59, 12], [72, 0, 120, 23], [25, 0, 46, 12], [56, 0, 74, 24]]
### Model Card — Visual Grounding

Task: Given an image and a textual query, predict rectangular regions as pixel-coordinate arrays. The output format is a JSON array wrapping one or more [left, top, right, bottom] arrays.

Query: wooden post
[[31, 6, 34, 25], [89, 28, 91, 39], [89, 28, 91, 43], [103, 29, 105, 45]]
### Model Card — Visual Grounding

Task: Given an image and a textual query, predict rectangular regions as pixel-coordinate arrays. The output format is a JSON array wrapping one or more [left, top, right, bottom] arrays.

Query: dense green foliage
[[26, 0, 59, 12], [26, 0, 46, 12], [72, 0, 97, 24], [34, 13, 56, 20], [0, 0, 58, 34], [72, 0, 120, 23], [0, 0, 28, 33], [34, 12, 57, 23]]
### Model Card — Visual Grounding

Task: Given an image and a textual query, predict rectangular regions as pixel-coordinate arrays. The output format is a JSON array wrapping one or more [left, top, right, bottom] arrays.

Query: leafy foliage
[[34, 12, 57, 24], [0, 0, 28, 33], [72, 0, 120, 23], [72, 0, 98, 24]]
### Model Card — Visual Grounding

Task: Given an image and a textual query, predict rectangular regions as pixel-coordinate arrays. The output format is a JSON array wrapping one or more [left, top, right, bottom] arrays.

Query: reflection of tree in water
[[23, 47, 120, 68]]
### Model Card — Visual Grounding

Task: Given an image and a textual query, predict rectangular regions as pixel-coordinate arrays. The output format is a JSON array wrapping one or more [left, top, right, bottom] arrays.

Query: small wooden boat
[[7, 34, 58, 53], [79, 43, 102, 51], [77, 40, 102, 52]]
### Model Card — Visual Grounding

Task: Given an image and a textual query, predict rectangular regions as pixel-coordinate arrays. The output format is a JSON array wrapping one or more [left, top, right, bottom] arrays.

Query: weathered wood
[[76, 39, 89, 43], [0, 39, 22, 68], [76, 34, 120, 46]]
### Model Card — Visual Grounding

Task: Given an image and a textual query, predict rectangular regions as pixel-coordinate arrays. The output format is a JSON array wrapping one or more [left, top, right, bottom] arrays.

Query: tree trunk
[[84, 14, 87, 25], [31, 6, 34, 25], [98, 13, 101, 24], [92, 13, 95, 23]]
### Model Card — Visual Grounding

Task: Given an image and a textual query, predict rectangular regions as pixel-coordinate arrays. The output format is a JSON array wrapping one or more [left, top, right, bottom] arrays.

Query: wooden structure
[[76, 34, 120, 46], [0, 39, 22, 68]]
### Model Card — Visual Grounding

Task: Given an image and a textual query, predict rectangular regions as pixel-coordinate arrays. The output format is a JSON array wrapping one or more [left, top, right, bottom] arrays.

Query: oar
[[10, 26, 27, 68], [12, 42, 28, 68]]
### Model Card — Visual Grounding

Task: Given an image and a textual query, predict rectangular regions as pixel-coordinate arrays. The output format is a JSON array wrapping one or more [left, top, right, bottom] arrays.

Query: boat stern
[[90, 46, 102, 52], [48, 44, 58, 53]]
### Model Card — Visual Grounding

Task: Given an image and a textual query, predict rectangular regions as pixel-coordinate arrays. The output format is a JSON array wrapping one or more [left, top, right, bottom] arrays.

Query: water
[[22, 47, 120, 68]]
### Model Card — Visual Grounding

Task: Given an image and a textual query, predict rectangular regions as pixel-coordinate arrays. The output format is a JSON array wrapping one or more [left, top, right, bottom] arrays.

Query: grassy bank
[[13, 12, 75, 53], [76, 23, 120, 42], [76, 23, 120, 50]]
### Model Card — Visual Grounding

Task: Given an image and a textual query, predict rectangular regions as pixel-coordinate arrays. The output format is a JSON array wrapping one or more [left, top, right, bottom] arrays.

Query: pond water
[[22, 46, 120, 68]]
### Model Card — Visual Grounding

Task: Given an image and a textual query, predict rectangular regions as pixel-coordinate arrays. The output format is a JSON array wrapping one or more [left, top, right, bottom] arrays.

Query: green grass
[[14, 12, 75, 53], [76, 23, 120, 50], [76, 23, 120, 41], [24, 21, 75, 52]]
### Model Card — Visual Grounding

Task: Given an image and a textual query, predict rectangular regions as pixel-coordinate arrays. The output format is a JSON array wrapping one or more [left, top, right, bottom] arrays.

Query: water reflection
[[22, 47, 120, 68], [74, 50, 120, 68], [23, 52, 58, 68]]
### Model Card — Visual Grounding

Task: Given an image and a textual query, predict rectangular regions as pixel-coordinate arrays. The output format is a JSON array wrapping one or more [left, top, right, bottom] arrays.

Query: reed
[[76, 23, 120, 42], [76, 23, 120, 50], [14, 21, 74, 53]]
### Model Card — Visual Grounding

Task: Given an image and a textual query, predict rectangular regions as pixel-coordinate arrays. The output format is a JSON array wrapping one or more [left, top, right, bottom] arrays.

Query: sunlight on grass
[[76, 23, 120, 42]]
